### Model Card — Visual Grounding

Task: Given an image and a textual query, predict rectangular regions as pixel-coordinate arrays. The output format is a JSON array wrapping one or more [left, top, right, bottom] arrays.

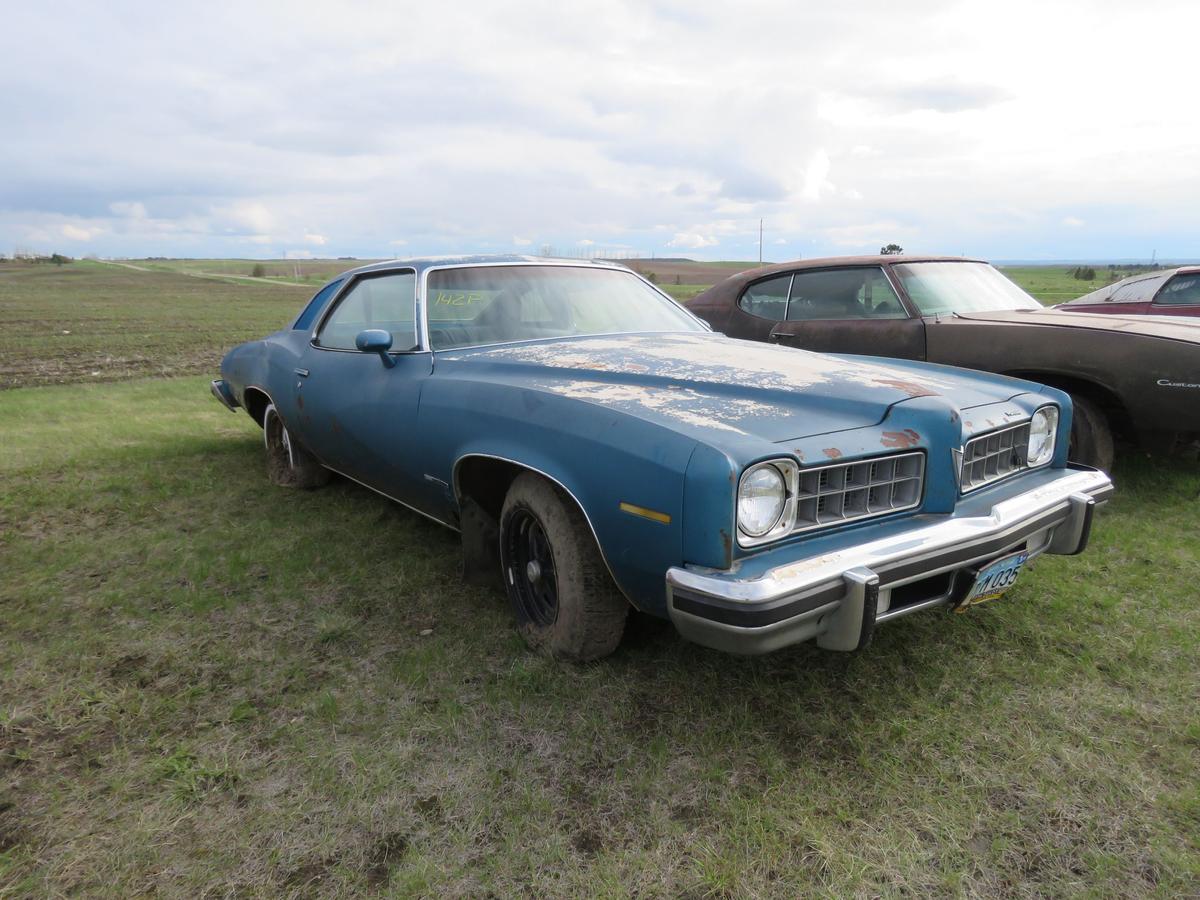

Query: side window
[[738, 275, 790, 320], [786, 267, 907, 321], [294, 279, 342, 331], [316, 271, 417, 351], [1156, 273, 1200, 306], [1111, 274, 1170, 303]]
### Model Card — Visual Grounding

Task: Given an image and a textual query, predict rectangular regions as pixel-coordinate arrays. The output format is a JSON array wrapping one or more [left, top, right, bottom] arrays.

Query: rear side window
[[1110, 273, 1170, 303], [294, 280, 343, 331], [1156, 273, 1200, 306], [786, 267, 906, 321], [316, 271, 418, 351], [738, 275, 790, 320]]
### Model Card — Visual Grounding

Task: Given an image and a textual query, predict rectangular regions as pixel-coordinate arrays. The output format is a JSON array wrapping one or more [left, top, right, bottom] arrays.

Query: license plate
[[955, 550, 1029, 612]]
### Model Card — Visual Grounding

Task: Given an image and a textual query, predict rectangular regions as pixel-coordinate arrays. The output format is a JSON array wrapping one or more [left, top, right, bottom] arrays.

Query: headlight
[[1027, 406, 1059, 466], [738, 463, 787, 538]]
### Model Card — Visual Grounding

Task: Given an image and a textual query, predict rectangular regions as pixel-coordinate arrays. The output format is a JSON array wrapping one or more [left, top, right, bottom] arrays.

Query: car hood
[[960, 308, 1200, 341], [435, 333, 1030, 443]]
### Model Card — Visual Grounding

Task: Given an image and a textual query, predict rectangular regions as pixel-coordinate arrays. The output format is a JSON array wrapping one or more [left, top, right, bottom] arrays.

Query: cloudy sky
[[3, 0, 1198, 261]]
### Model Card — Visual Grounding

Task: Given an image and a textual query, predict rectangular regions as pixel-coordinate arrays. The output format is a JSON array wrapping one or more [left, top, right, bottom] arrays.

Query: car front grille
[[794, 452, 924, 532], [959, 421, 1031, 492]]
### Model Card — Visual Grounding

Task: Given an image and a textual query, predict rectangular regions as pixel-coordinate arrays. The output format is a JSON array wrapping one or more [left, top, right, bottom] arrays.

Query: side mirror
[[355, 329, 396, 368]]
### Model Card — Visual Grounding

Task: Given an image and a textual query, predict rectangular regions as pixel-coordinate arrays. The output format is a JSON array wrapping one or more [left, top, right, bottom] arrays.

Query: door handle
[[294, 368, 309, 377]]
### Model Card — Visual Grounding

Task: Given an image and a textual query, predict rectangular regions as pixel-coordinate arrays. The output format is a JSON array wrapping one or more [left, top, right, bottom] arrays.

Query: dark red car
[[689, 255, 1200, 471], [1057, 266, 1200, 317]]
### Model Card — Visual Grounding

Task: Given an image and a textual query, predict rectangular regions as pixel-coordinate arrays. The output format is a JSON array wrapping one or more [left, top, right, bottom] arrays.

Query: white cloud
[[668, 232, 717, 249], [578, 239, 594, 246], [285, 249, 314, 259], [802, 150, 833, 202], [512, 236, 533, 246], [389, 238, 408, 246], [109, 201, 147, 219], [1062, 216, 1085, 227], [60, 223, 102, 241], [219, 201, 274, 235], [303, 232, 327, 245], [3, 1, 1199, 260]]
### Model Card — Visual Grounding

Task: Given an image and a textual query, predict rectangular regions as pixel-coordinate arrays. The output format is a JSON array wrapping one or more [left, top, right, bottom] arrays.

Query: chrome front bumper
[[666, 466, 1114, 655]]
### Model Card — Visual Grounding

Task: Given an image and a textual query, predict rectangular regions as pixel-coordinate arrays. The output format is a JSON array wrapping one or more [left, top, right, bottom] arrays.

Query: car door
[[292, 268, 436, 510], [1151, 271, 1200, 317], [765, 266, 926, 360]]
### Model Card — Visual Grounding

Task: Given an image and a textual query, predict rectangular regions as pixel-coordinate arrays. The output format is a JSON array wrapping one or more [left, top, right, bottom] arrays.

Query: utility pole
[[758, 219, 763, 265]]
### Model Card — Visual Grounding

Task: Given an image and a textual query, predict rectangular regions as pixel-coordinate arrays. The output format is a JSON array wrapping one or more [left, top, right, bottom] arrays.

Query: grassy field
[[2, 263, 1198, 896], [0, 261, 312, 389]]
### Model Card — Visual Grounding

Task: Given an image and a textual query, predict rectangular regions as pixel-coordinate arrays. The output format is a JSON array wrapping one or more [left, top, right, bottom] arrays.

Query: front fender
[[422, 382, 700, 615]]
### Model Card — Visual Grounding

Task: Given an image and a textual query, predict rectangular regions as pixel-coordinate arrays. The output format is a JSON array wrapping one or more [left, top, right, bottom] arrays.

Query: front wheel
[[499, 473, 628, 661], [1068, 394, 1114, 473], [262, 403, 330, 489]]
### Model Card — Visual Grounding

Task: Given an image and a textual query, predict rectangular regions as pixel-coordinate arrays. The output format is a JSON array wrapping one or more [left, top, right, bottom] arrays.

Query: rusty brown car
[[689, 256, 1200, 471]]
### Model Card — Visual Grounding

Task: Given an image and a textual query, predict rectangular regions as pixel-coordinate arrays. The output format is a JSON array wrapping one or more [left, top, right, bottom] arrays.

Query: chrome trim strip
[[323, 464, 460, 532]]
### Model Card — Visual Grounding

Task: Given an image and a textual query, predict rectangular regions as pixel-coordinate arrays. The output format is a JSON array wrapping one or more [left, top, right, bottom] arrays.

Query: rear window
[[294, 280, 343, 331]]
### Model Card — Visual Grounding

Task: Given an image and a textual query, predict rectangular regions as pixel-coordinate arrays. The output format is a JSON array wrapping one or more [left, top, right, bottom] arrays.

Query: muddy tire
[[263, 403, 330, 489], [499, 472, 627, 661], [1068, 394, 1114, 472]]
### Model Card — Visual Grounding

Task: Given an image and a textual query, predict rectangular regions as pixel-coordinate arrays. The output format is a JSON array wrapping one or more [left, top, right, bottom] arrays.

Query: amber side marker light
[[618, 502, 672, 524]]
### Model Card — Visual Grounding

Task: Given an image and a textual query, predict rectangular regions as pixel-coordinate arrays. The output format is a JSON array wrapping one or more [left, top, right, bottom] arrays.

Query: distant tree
[[645, 271, 659, 284], [674, 274, 682, 285], [880, 243, 903, 255], [1073, 266, 1096, 281], [50, 253, 70, 266], [251, 263, 267, 278]]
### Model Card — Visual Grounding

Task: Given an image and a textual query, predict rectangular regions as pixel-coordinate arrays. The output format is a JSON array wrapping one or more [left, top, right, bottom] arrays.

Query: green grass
[[999, 266, 1131, 305], [1, 262, 1197, 895], [0, 260, 311, 388]]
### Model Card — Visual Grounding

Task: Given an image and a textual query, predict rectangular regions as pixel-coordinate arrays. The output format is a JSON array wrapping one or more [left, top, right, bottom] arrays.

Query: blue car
[[212, 256, 1113, 660]]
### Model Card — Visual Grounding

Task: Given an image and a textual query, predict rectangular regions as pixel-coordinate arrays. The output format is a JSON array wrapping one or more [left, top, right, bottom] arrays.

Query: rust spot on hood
[[875, 378, 938, 398], [719, 528, 732, 563], [881, 428, 920, 449], [822, 447, 843, 459]]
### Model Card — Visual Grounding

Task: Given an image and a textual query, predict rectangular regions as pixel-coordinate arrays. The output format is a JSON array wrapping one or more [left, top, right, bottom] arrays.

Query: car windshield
[[426, 265, 703, 350], [893, 262, 1042, 315]]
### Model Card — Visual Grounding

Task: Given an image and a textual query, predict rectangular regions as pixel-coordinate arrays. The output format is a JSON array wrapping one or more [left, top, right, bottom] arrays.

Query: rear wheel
[[499, 473, 627, 661], [262, 403, 330, 488], [1068, 394, 1114, 472]]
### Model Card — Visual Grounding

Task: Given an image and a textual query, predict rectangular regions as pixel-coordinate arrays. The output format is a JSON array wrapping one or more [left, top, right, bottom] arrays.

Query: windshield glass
[[426, 265, 703, 349], [893, 262, 1042, 315]]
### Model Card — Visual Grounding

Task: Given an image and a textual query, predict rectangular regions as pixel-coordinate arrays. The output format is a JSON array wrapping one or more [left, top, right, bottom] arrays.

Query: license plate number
[[957, 550, 1028, 611]]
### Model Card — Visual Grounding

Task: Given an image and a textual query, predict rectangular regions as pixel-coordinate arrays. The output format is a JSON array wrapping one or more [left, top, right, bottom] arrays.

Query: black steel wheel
[[504, 507, 560, 628], [499, 472, 628, 661]]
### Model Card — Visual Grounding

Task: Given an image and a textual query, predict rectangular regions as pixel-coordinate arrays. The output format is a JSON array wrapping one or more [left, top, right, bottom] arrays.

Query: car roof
[[704, 254, 988, 293], [331, 254, 633, 279]]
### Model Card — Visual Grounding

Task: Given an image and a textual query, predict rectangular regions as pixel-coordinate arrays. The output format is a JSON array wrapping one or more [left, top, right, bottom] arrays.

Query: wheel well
[[453, 454, 636, 609], [454, 456, 526, 521], [242, 387, 271, 427], [1004, 372, 1132, 441]]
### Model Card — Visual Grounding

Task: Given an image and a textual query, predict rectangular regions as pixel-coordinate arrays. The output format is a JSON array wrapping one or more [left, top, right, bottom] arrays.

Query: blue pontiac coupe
[[212, 256, 1113, 660]]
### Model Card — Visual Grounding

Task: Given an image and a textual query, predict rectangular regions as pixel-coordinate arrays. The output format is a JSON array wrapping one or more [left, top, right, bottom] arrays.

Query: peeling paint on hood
[[437, 333, 1030, 443]]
